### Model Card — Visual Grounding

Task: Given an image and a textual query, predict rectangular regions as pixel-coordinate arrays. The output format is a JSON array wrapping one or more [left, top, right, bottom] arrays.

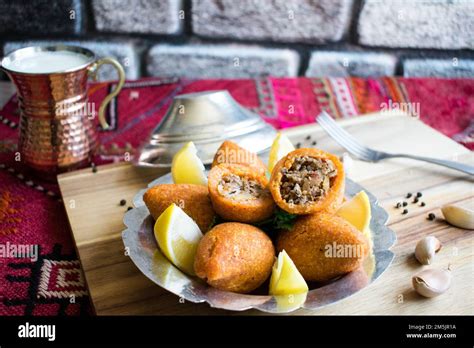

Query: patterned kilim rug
[[0, 77, 473, 315]]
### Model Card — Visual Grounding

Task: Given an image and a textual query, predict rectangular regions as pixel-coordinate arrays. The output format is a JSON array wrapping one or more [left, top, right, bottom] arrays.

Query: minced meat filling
[[217, 174, 267, 201], [280, 156, 337, 205]]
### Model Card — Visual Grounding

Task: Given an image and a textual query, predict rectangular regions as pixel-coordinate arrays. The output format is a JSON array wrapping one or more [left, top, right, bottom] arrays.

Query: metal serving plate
[[123, 173, 396, 314]]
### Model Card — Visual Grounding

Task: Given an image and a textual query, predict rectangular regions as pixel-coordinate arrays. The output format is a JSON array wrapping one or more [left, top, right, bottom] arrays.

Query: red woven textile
[[0, 77, 473, 315]]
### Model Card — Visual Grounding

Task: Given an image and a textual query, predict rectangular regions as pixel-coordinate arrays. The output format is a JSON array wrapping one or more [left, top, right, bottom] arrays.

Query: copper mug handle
[[87, 57, 125, 130]]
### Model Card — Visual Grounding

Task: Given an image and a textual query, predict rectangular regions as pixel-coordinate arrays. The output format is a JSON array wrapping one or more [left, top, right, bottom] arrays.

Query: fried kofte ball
[[212, 140, 267, 176], [269, 148, 345, 215], [208, 164, 274, 223], [143, 184, 215, 232], [194, 223, 275, 293], [277, 213, 369, 282]]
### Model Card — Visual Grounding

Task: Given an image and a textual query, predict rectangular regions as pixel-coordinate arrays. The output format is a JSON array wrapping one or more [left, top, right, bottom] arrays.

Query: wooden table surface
[[57, 112, 474, 315]]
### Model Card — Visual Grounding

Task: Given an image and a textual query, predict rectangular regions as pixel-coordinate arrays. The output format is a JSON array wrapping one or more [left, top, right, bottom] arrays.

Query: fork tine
[[318, 121, 371, 160], [318, 118, 369, 157], [316, 112, 372, 160], [324, 130, 369, 159], [317, 112, 370, 155], [317, 120, 367, 159], [317, 112, 369, 152]]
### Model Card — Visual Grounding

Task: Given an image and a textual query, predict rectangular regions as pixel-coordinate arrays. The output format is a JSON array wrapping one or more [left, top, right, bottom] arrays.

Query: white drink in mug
[[0, 45, 125, 176], [3, 50, 93, 74]]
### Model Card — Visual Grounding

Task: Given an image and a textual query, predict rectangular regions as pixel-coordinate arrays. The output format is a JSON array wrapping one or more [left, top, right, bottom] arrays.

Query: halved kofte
[[208, 163, 274, 223], [269, 148, 345, 215]]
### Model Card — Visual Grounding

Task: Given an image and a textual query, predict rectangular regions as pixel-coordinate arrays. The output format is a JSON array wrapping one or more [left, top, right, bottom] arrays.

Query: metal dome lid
[[134, 90, 277, 167]]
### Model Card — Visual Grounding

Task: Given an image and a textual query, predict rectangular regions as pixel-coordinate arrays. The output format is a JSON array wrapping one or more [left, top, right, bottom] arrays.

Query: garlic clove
[[441, 204, 474, 230], [340, 152, 353, 176], [412, 268, 452, 298], [414, 236, 442, 265]]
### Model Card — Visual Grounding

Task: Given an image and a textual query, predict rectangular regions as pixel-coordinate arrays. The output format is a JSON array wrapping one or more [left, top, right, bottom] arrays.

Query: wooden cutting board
[[58, 112, 474, 315]]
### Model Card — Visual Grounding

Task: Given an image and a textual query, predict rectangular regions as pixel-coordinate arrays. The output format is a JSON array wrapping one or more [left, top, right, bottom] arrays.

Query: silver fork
[[316, 111, 474, 176]]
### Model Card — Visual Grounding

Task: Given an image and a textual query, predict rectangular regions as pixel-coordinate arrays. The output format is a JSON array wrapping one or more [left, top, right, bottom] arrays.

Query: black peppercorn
[[402, 201, 408, 207], [127, 206, 133, 211], [413, 197, 419, 204], [119, 199, 127, 206], [395, 202, 402, 208], [416, 192, 422, 198], [402, 209, 408, 214], [421, 202, 426, 207], [296, 142, 301, 148], [306, 135, 311, 140], [311, 141, 317, 146], [427, 213, 435, 220], [406, 193, 412, 199]]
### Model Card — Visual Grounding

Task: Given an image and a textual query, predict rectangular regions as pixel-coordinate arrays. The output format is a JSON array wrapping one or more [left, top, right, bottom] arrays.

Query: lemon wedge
[[268, 133, 295, 173], [337, 191, 372, 242], [269, 250, 308, 296], [154, 203, 203, 276], [171, 141, 207, 185]]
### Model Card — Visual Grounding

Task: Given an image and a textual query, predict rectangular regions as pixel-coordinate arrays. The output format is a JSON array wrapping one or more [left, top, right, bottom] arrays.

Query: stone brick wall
[[1, 0, 473, 81]]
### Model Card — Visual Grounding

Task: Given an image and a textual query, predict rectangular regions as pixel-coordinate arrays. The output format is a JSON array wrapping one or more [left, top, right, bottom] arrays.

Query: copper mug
[[1, 45, 125, 175]]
